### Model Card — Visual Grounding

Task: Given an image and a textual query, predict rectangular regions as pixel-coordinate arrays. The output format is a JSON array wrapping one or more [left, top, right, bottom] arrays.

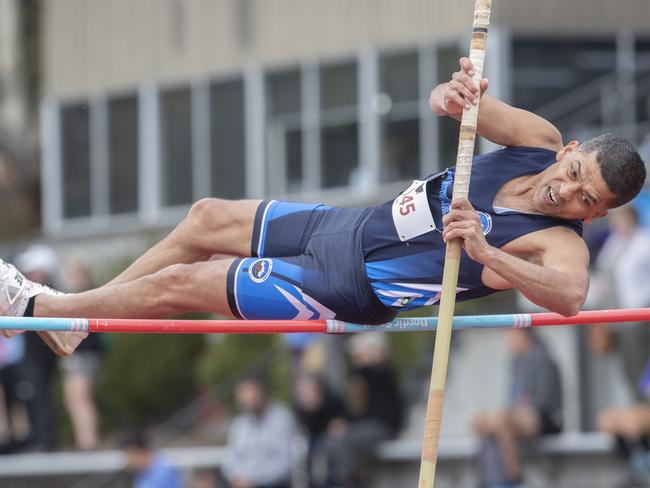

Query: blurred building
[[0, 0, 42, 238], [0, 0, 29, 148], [1, 0, 40, 162], [38, 0, 650, 237]]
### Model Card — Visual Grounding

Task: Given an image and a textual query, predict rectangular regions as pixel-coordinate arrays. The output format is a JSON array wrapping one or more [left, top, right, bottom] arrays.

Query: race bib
[[392, 179, 437, 242]]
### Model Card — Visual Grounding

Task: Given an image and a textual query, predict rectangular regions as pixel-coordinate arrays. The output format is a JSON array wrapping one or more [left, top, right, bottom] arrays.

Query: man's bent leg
[[493, 408, 540, 482], [109, 199, 260, 286], [36, 259, 237, 320]]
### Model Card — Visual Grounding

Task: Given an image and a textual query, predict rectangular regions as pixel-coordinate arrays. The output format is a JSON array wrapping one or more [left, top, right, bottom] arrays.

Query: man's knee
[[473, 411, 508, 436], [491, 411, 512, 433], [618, 408, 650, 439], [472, 412, 490, 435], [597, 410, 615, 433], [150, 263, 198, 311], [186, 198, 229, 230], [185, 198, 254, 238], [180, 198, 235, 252], [153, 261, 230, 312]]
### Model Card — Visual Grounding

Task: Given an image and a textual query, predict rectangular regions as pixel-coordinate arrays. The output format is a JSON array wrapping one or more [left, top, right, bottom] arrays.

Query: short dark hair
[[238, 375, 269, 395], [579, 134, 646, 208], [120, 428, 149, 450]]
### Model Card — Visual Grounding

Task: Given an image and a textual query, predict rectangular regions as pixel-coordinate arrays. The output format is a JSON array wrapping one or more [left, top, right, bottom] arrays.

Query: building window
[[636, 39, 650, 126], [210, 79, 246, 199], [513, 38, 616, 111], [61, 103, 91, 218], [266, 69, 302, 194], [512, 38, 616, 133], [379, 51, 420, 182], [108, 95, 139, 214], [159, 86, 193, 206], [320, 61, 359, 188]]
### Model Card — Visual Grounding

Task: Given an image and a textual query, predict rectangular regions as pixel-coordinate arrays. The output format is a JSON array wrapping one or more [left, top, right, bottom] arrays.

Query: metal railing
[[534, 52, 650, 142]]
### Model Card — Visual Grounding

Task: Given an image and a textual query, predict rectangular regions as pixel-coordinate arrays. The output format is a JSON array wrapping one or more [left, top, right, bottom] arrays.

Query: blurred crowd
[[472, 201, 650, 488], [118, 326, 404, 488], [0, 245, 103, 454], [0, 242, 405, 488], [586, 203, 650, 488], [219, 332, 403, 488]]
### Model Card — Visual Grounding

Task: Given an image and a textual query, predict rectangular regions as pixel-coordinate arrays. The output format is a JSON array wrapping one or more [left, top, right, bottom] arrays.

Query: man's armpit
[[522, 253, 543, 266]]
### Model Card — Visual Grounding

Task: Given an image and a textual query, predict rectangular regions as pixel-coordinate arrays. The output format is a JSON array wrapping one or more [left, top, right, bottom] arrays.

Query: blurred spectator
[[60, 261, 103, 450], [598, 356, 650, 487], [634, 190, 650, 229], [225, 376, 296, 488], [123, 429, 184, 488], [472, 329, 562, 488], [14, 244, 59, 451], [315, 333, 402, 488], [284, 333, 324, 380], [0, 334, 27, 452], [592, 205, 650, 311], [189, 468, 220, 488], [292, 373, 345, 487], [585, 205, 650, 487], [638, 96, 650, 167], [589, 205, 650, 401]]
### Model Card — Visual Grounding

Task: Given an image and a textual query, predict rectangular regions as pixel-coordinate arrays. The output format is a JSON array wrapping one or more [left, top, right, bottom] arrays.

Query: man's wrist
[[431, 84, 449, 116], [477, 244, 499, 265]]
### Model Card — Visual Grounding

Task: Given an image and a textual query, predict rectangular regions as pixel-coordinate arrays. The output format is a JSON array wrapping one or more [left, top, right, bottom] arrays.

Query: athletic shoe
[[0, 260, 32, 323], [0, 259, 87, 356]]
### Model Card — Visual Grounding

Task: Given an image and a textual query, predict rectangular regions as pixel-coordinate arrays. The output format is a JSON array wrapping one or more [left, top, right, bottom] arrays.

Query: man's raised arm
[[429, 57, 563, 152]]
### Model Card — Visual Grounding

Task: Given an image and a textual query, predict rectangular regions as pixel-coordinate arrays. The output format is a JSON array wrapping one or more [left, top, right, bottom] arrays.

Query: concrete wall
[[494, 0, 650, 35], [0, 0, 28, 135], [41, 0, 474, 99], [371, 447, 625, 488], [41, 0, 650, 101]]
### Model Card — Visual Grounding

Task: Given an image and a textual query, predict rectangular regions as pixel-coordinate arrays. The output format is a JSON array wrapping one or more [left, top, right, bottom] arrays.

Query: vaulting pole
[[418, 1, 492, 486]]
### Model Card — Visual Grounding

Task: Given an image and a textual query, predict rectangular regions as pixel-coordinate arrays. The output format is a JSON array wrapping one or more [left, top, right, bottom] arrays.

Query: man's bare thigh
[[192, 199, 261, 257]]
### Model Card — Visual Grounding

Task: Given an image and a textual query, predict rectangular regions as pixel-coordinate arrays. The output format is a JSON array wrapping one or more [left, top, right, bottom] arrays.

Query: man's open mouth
[[547, 186, 558, 206]]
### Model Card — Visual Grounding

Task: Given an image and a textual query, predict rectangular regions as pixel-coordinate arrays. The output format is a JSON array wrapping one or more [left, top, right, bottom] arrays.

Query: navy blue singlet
[[362, 146, 583, 311]]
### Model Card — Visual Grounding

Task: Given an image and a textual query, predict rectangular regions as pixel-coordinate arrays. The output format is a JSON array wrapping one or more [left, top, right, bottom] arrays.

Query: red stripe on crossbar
[[86, 319, 327, 334], [530, 308, 650, 326]]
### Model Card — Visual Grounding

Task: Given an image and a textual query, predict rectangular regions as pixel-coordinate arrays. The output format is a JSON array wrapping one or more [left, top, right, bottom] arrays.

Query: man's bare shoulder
[[513, 123, 564, 152], [502, 225, 588, 259], [482, 226, 588, 290]]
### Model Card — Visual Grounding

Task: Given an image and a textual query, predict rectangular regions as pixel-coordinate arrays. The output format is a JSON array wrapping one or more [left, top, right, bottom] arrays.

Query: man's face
[[235, 380, 266, 414], [533, 142, 617, 223], [124, 447, 150, 472], [504, 329, 530, 356]]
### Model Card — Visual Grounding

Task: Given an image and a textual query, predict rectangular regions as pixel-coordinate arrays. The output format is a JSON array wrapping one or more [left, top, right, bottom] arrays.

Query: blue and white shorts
[[226, 201, 396, 325]]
